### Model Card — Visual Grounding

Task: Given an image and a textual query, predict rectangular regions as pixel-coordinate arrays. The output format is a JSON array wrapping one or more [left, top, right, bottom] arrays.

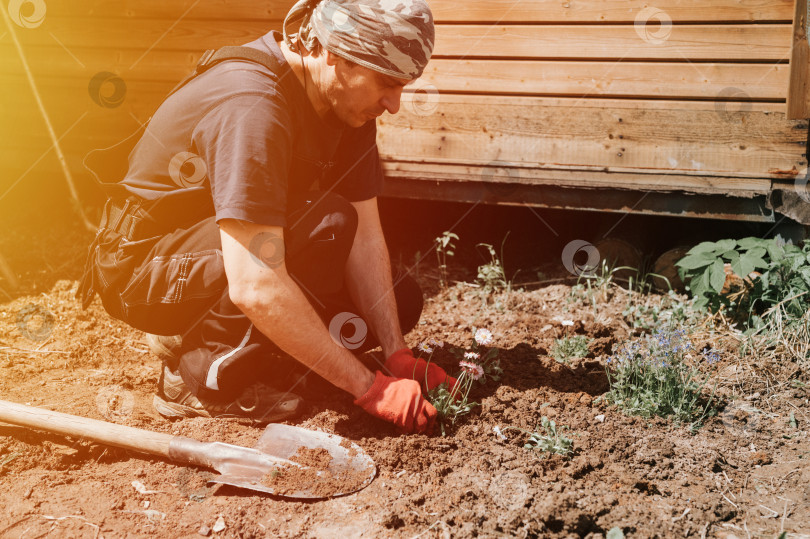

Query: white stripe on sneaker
[[204, 325, 254, 391]]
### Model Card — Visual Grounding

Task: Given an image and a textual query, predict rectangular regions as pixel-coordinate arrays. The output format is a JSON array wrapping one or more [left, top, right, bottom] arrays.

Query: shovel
[[0, 399, 376, 499]]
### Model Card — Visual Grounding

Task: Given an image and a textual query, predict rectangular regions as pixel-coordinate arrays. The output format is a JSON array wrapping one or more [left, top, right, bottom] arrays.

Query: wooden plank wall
[[0, 0, 806, 212]]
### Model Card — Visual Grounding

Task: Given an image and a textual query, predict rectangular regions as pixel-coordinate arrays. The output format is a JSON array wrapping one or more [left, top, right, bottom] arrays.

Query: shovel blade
[[209, 424, 376, 499]]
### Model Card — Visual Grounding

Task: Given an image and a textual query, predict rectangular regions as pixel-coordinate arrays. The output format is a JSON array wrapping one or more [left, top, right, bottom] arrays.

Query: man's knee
[[307, 192, 358, 245], [393, 271, 423, 335]]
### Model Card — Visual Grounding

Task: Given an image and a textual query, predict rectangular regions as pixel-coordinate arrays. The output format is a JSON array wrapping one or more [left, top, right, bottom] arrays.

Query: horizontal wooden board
[[421, 60, 790, 99], [381, 162, 773, 196], [377, 95, 806, 180], [12, 18, 273, 51], [433, 24, 792, 61], [43, 0, 793, 23], [0, 49, 790, 100], [6, 23, 793, 61]]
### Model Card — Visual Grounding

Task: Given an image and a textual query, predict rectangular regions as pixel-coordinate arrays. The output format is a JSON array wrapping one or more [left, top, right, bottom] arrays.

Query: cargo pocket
[[119, 248, 227, 335]]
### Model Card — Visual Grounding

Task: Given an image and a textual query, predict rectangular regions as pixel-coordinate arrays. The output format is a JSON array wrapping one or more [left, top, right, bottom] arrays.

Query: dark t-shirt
[[121, 31, 383, 228]]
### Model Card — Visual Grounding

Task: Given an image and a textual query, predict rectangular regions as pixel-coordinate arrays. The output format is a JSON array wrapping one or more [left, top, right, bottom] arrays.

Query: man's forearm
[[219, 220, 375, 399], [238, 270, 375, 399], [344, 207, 408, 358]]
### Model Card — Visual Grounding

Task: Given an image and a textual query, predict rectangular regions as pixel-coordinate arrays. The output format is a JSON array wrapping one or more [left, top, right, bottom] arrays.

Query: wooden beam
[[381, 162, 773, 196], [787, 0, 810, 118], [380, 173, 776, 222], [377, 95, 806, 180]]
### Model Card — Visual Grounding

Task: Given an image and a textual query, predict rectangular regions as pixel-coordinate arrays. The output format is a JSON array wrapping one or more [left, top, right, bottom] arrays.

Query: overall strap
[[165, 45, 294, 101], [83, 45, 296, 189]]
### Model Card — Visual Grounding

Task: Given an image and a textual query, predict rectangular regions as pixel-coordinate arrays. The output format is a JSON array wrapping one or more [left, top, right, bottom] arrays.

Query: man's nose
[[381, 86, 403, 115]]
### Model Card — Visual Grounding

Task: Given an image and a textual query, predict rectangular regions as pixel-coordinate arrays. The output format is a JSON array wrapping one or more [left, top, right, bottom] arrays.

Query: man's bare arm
[[344, 198, 409, 358], [219, 219, 375, 399]]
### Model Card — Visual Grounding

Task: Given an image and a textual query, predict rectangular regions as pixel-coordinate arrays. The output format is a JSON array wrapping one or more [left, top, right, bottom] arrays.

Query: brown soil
[[1, 240, 809, 536]]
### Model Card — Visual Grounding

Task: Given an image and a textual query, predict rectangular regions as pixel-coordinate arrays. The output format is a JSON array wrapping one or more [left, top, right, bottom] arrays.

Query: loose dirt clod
[[262, 446, 370, 498]]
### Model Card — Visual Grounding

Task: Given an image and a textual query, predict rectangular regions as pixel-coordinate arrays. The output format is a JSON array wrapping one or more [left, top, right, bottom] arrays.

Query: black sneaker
[[153, 363, 302, 424]]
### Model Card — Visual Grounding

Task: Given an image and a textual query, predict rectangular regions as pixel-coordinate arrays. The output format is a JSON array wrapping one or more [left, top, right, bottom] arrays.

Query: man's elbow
[[227, 278, 284, 319]]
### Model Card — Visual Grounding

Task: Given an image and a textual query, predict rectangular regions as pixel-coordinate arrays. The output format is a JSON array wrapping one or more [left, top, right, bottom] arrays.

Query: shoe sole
[[152, 394, 303, 424], [153, 394, 212, 419]]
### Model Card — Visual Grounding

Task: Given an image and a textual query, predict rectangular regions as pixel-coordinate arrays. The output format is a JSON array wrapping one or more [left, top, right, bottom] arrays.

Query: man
[[78, 0, 455, 433]]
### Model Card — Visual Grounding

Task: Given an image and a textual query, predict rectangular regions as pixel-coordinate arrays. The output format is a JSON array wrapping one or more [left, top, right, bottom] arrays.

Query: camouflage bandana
[[283, 0, 434, 80]]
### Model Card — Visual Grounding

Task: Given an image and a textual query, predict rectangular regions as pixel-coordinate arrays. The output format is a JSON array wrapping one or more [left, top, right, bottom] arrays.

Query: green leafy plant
[[569, 259, 635, 310], [495, 417, 573, 457], [675, 236, 810, 331], [434, 231, 458, 290], [604, 327, 718, 429], [476, 234, 510, 294], [428, 361, 481, 436], [622, 289, 708, 331], [523, 417, 573, 456], [551, 335, 591, 364]]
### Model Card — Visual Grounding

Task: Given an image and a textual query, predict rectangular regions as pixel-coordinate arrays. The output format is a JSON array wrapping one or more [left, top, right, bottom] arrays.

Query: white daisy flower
[[428, 338, 444, 348], [474, 328, 493, 346], [417, 342, 433, 354]]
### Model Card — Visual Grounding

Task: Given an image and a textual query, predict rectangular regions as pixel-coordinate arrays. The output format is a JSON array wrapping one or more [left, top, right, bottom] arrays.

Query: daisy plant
[[450, 327, 502, 383], [428, 360, 481, 436]]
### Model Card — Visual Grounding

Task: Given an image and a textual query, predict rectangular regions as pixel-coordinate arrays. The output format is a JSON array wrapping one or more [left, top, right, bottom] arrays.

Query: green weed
[[496, 417, 573, 457], [551, 335, 591, 364], [434, 231, 458, 290]]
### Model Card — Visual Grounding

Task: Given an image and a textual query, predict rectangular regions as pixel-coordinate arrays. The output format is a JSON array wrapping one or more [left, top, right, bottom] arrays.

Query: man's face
[[323, 52, 411, 128]]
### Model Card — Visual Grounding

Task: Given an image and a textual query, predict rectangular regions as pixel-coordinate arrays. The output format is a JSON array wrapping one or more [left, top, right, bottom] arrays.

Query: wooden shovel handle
[[0, 399, 177, 458]]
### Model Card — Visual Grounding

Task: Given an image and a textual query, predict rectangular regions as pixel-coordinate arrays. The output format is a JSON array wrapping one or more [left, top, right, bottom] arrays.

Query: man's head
[[283, 0, 435, 127]]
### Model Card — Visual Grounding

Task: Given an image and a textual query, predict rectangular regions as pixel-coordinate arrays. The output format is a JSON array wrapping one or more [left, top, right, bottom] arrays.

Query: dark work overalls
[[77, 47, 423, 402]]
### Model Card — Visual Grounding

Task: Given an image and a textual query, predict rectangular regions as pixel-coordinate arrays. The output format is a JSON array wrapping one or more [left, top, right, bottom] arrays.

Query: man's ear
[[325, 50, 341, 67]]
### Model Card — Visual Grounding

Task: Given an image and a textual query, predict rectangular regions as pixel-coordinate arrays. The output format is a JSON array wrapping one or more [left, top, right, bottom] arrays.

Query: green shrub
[[675, 236, 810, 331]]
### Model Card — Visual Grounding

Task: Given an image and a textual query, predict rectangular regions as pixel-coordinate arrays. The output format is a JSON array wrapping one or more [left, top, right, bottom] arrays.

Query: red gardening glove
[[385, 348, 458, 393], [354, 371, 437, 434]]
